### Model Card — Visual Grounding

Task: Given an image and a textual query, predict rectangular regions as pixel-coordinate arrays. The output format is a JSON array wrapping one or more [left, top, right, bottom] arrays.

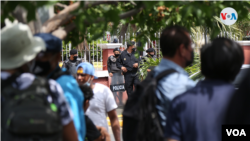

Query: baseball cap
[[76, 62, 98, 79], [113, 48, 121, 53], [146, 48, 155, 53], [34, 33, 62, 52], [70, 49, 78, 55], [127, 41, 135, 48]]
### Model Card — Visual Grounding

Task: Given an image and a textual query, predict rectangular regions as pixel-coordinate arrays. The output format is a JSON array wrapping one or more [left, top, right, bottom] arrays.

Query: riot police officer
[[116, 42, 140, 97], [62, 49, 82, 77], [107, 48, 124, 106], [141, 48, 157, 72]]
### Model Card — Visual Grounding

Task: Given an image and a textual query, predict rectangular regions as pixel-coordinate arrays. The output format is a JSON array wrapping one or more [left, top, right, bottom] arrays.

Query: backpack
[[1, 73, 63, 141], [123, 69, 176, 141]]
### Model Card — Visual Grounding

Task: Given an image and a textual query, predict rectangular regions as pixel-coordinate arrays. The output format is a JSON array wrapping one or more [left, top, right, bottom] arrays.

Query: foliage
[[214, 16, 243, 39], [2, 3, 248, 54], [235, 12, 250, 37], [138, 56, 162, 80], [2, 1, 249, 48], [138, 52, 203, 81], [184, 53, 203, 81]]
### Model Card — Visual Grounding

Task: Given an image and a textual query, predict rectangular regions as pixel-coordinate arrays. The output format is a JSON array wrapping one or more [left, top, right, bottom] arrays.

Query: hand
[[121, 67, 127, 73], [109, 73, 113, 77], [96, 126, 111, 141], [147, 69, 151, 72], [133, 63, 138, 68]]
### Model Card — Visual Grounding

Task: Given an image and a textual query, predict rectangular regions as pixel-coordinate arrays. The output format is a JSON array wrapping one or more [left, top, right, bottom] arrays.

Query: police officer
[[141, 48, 157, 72], [107, 48, 124, 106], [108, 48, 122, 77], [116, 42, 140, 97], [62, 49, 82, 77], [145, 48, 157, 59]]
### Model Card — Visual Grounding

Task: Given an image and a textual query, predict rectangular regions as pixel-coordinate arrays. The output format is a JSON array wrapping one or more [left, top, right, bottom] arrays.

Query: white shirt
[[86, 83, 118, 131]]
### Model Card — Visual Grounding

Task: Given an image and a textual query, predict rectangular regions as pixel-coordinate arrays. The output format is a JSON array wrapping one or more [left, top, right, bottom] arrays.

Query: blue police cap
[[34, 33, 62, 52]]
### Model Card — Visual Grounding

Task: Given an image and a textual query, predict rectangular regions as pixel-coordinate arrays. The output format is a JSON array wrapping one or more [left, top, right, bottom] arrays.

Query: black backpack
[[123, 69, 176, 141], [1, 73, 63, 141]]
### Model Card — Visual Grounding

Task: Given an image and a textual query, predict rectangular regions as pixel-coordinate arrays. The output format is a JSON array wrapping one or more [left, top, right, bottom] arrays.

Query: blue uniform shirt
[[55, 68, 86, 141], [153, 58, 196, 136], [166, 79, 235, 141]]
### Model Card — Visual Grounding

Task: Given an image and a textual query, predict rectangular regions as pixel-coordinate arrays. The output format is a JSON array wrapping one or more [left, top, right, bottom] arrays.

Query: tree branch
[[47, 3, 144, 40], [119, 6, 145, 19], [42, 1, 118, 33], [52, 23, 76, 39], [55, 3, 68, 8], [84, 1, 118, 9], [84, 5, 145, 25]]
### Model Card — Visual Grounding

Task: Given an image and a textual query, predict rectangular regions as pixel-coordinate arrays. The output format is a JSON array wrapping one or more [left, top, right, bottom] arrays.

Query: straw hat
[[1, 23, 46, 69]]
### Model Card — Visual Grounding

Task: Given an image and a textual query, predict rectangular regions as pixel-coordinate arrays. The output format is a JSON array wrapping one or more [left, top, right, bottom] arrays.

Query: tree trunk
[[119, 23, 129, 44]]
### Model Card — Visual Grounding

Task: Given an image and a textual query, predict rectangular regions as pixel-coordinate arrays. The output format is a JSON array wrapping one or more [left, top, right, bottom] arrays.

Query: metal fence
[[60, 31, 239, 70], [192, 31, 239, 54]]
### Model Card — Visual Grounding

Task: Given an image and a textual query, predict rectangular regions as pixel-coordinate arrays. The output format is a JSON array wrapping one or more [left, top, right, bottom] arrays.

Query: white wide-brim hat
[[1, 23, 46, 69]]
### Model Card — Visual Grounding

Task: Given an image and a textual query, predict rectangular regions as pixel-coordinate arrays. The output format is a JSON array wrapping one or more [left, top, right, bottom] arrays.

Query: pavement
[[107, 107, 124, 141]]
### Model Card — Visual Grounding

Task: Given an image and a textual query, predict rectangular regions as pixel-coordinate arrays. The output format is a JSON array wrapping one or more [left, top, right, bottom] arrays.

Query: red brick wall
[[102, 49, 114, 70], [243, 45, 250, 64]]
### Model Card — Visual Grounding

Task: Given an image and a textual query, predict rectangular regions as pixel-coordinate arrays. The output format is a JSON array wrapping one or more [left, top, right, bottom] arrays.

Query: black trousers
[[124, 72, 140, 97]]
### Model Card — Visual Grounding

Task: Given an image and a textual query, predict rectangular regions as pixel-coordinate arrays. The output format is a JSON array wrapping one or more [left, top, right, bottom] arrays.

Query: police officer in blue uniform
[[116, 42, 140, 97]]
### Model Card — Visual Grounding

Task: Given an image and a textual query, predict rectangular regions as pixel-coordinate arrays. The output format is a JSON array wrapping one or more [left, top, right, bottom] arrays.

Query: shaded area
[[225, 68, 250, 124]]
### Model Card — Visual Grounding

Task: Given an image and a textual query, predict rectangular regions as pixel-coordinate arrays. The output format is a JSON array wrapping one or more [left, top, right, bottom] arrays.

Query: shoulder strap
[[1, 72, 21, 89], [155, 69, 177, 81]]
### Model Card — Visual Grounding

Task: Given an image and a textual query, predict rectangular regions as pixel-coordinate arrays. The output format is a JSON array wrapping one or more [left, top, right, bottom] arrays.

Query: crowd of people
[[1, 22, 249, 141]]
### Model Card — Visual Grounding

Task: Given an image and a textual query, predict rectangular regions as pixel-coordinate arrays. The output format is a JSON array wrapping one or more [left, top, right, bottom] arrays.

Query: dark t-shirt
[[85, 115, 101, 141], [166, 79, 235, 141]]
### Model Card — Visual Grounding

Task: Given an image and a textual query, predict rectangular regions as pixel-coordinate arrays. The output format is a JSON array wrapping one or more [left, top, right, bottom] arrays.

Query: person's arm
[[107, 57, 113, 77], [48, 79, 79, 141], [116, 54, 122, 70], [105, 87, 120, 141], [63, 121, 79, 141], [108, 110, 121, 141], [132, 53, 139, 68], [116, 54, 127, 73], [107, 56, 111, 73]]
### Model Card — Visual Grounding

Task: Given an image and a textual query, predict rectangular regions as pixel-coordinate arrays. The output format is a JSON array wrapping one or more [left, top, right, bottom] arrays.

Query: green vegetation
[[2, 1, 249, 47]]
